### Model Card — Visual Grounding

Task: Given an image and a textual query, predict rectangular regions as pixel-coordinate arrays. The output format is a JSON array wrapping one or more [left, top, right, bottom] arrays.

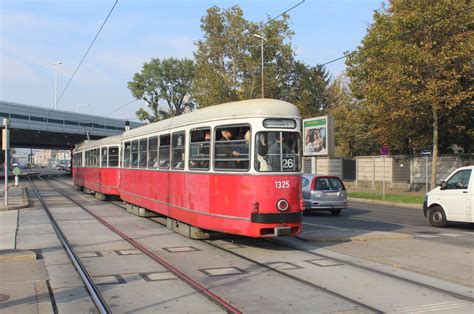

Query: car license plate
[[325, 192, 339, 197]]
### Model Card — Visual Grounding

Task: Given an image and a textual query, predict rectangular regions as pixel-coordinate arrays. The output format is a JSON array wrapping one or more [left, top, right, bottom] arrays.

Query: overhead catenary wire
[[105, 99, 139, 116], [263, 0, 305, 26], [319, 5, 473, 67], [56, 0, 119, 105]]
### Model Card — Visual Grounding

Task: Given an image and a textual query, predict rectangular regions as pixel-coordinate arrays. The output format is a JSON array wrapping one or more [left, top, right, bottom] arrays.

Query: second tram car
[[73, 135, 121, 198], [119, 99, 302, 237]]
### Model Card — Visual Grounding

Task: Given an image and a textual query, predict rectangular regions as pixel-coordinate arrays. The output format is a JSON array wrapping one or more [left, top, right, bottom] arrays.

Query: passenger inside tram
[[214, 126, 250, 170], [256, 133, 270, 171], [189, 129, 211, 169]]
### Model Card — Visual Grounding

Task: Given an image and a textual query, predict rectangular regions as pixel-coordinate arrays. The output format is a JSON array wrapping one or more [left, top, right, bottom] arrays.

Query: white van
[[423, 165, 473, 227]]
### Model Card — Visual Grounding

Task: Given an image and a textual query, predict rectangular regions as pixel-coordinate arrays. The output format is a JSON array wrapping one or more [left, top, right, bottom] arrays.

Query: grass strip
[[348, 191, 424, 204]]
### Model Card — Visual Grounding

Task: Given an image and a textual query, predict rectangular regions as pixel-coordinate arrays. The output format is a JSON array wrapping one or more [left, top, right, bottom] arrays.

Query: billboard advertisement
[[303, 116, 333, 156]]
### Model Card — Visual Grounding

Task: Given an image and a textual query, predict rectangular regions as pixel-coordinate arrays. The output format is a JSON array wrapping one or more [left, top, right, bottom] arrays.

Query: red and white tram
[[73, 99, 303, 237], [73, 135, 121, 198]]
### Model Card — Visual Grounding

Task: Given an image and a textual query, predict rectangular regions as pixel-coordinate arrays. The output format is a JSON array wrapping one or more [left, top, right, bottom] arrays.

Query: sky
[[0, 0, 383, 122]]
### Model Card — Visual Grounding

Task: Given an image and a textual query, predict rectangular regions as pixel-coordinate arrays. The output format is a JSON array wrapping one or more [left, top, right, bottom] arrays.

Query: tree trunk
[[430, 108, 438, 189]]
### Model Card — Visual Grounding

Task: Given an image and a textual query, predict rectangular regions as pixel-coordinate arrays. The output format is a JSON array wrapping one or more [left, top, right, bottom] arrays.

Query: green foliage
[[349, 191, 424, 204], [128, 58, 195, 123], [327, 74, 378, 156], [193, 5, 329, 114], [290, 62, 330, 117], [346, 0, 473, 155]]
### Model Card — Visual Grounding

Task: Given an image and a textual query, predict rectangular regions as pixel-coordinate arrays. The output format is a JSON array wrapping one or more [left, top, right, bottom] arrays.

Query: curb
[[298, 232, 414, 242], [0, 250, 37, 262], [348, 197, 422, 209]]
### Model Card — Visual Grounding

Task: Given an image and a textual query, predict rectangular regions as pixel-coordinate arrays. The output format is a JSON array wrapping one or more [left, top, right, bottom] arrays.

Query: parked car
[[301, 174, 348, 215], [423, 165, 473, 227]]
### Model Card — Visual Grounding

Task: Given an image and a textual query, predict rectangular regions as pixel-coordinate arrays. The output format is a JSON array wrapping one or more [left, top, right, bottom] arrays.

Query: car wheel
[[428, 205, 447, 228], [330, 209, 342, 216]]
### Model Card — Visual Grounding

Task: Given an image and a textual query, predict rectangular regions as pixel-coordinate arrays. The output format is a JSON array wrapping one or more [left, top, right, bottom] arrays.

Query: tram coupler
[[274, 226, 292, 236]]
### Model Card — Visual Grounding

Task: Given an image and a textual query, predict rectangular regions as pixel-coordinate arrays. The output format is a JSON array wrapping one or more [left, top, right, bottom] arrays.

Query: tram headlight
[[276, 199, 289, 212]]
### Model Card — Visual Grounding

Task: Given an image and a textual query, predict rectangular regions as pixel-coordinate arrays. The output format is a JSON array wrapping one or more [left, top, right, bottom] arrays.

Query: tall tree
[[193, 5, 296, 107], [346, 0, 473, 186], [128, 58, 195, 123]]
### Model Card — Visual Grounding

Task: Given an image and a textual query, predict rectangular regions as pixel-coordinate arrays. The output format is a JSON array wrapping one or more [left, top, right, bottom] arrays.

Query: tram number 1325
[[275, 180, 290, 189]]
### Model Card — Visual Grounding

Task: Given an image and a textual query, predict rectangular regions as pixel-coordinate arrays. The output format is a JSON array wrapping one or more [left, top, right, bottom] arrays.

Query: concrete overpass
[[0, 101, 142, 149]]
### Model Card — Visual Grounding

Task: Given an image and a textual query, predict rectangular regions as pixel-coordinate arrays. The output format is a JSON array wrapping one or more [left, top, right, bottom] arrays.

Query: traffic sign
[[421, 149, 431, 156], [12, 167, 21, 176], [380, 145, 389, 157]]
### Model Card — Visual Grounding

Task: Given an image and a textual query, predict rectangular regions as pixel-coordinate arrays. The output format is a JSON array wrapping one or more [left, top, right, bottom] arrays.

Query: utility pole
[[52, 61, 62, 109], [3, 118, 10, 207], [253, 34, 267, 98]]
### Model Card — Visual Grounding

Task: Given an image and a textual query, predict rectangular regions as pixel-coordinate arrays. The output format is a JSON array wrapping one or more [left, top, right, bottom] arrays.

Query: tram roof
[[74, 135, 122, 151], [122, 99, 299, 140]]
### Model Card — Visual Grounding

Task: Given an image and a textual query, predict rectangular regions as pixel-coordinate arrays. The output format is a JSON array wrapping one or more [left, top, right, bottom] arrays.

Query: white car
[[423, 165, 473, 227]]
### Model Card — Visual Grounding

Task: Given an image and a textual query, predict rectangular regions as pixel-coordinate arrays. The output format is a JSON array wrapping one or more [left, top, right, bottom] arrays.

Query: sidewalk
[[0, 210, 18, 251], [0, 189, 52, 313], [0, 185, 29, 211]]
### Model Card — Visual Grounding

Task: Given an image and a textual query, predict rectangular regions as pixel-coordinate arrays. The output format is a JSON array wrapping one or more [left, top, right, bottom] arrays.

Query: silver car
[[302, 174, 348, 215]]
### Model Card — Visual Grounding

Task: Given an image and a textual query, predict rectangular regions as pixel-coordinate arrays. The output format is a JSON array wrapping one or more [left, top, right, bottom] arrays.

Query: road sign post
[[13, 167, 21, 187], [3, 118, 10, 207], [380, 145, 389, 200], [421, 149, 431, 192]]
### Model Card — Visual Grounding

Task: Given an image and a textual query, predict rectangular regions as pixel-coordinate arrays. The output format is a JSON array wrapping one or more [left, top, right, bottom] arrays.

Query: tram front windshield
[[255, 132, 300, 172]]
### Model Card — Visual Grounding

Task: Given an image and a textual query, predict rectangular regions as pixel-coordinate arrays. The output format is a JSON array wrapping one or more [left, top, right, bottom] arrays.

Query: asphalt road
[[302, 200, 474, 248]]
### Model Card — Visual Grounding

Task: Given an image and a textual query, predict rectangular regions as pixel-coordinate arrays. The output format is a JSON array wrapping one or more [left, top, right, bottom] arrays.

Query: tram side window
[[214, 125, 250, 171], [148, 136, 158, 168], [89, 149, 94, 167], [171, 132, 185, 170], [131, 140, 139, 168], [95, 149, 100, 167], [108, 146, 119, 167], [159, 134, 170, 169], [139, 138, 147, 169], [85, 151, 89, 167], [101, 147, 107, 167], [189, 128, 210, 170], [255, 131, 300, 172], [90, 150, 94, 167], [123, 142, 131, 168]]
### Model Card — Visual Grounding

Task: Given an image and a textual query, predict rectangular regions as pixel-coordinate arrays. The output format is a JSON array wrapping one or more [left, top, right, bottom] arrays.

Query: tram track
[[27, 176, 111, 314], [31, 175, 242, 314], [47, 175, 474, 312]]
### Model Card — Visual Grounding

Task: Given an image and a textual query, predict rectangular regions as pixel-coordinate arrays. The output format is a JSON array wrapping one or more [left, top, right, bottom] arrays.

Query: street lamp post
[[253, 34, 267, 99], [52, 61, 62, 109], [77, 104, 90, 113]]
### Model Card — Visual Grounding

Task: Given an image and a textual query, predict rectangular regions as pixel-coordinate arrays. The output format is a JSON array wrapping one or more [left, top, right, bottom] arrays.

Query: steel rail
[[27, 176, 111, 314]]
